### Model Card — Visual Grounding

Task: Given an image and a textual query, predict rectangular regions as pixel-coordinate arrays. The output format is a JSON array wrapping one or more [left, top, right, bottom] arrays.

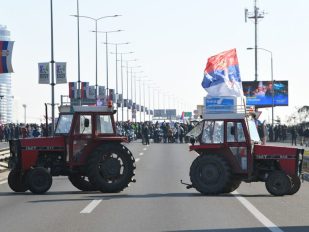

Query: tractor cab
[[55, 105, 127, 166], [8, 105, 135, 194], [187, 111, 258, 176], [185, 96, 304, 196]]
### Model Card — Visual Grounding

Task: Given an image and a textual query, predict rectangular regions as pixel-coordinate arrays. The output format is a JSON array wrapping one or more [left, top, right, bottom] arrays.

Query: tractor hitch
[[180, 180, 193, 189]]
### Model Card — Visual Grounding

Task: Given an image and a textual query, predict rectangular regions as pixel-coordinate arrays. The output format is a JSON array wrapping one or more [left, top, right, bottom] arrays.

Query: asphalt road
[[0, 141, 309, 232]]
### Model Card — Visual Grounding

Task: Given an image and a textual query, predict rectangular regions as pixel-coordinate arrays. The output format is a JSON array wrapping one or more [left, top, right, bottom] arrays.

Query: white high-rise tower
[[0, 25, 13, 124]]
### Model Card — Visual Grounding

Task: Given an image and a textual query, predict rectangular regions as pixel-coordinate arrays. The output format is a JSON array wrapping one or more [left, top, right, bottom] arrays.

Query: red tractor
[[8, 105, 136, 194], [184, 111, 303, 196]]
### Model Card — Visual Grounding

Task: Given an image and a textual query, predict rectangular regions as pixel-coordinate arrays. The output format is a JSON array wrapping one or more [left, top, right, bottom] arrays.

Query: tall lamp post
[[118, 53, 134, 121], [22, 104, 27, 124], [95, 30, 123, 100], [104, 42, 130, 121], [71, 14, 121, 99], [123, 60, 138, 121], [125, 63, 140, 121], [131, 70, 143, 122], [247, 47, 274, 127], [136, 77, 147, 122]]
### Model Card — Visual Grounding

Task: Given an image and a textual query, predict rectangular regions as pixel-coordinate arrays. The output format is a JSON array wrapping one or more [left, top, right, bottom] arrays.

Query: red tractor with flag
[[184, 49, 303, 196], [183, 103, 303, 196], [8, 105, 136, 194]]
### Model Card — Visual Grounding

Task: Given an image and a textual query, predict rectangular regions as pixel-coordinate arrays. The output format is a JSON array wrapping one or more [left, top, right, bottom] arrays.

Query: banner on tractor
[[201, 48, 243, 97]]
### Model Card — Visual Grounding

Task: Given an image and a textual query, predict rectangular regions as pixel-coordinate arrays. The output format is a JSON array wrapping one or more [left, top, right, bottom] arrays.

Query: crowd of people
[[256, 123, 309, 147], [0, 123, 49, 141], [2, 119, 309, 148], [116, 121, 195, 144]]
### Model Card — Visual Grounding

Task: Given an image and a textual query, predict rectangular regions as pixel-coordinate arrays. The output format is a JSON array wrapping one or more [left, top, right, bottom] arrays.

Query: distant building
[[0, 25, 13, 124]]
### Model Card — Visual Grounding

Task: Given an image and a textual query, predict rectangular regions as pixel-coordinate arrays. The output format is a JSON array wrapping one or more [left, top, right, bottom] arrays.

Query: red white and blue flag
[[80, 82, 89, 99], [0, 41, 14, 74], [201, 48, 243, 97], [69, 82, 77, 99]]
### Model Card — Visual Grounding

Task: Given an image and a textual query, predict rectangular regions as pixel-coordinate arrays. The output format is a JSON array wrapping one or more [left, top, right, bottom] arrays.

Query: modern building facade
[[0, 25, 13, 124]]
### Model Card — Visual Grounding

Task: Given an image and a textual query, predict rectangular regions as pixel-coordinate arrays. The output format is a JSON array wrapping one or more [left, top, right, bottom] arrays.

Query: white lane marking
[[0, 180, 7, 185], [80, 200, 102, 214], [233, 191, 284, 232], [143, 148, 147, 151], [135, 158, 140, 162], [139, 152, 144, 156]]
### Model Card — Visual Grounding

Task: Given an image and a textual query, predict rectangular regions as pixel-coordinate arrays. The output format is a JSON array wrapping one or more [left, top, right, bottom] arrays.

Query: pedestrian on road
[[143, 123, 150, 145], [304, 128, 309, 147], [291, 126, 297, 146]]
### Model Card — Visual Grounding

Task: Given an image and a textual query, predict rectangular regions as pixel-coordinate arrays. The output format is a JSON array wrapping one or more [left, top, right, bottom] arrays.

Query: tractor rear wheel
[[265, 171, 291, 196], [27, 167, 52, 194], [287, 175, 301, 195], [8, 169, 28, 192], [68, 174, 97, 191], [190, 155, 231, 195], [86, 144, 135, 193]]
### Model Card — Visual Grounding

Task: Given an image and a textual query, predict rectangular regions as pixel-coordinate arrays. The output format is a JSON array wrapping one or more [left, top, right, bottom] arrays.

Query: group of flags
[[0, 41, 14, 74], [68, 81, 153, 113]]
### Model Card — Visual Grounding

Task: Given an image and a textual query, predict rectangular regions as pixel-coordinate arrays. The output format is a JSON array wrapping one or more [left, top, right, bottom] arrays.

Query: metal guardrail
[[0, 148, 10, 172]]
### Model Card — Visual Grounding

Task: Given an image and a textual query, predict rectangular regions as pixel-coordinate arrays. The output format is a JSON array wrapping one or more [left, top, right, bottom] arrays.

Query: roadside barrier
[[303, 156, 309, 172], [0, 148, 10, 172]]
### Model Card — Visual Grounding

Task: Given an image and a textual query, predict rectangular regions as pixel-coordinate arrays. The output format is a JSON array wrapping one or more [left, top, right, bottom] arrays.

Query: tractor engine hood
[[254, 144, 299, 158], [20, 136, 66, 152]]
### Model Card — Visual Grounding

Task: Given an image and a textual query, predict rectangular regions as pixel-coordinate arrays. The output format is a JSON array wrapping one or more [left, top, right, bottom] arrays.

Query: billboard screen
[[166, 109, 176, 117], [154, 109, 166, 117], [242, 81, 288, 107]]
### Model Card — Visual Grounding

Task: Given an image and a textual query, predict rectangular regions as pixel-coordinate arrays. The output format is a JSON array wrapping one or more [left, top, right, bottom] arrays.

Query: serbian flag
[[201, 48, 243, 97], [80, 82, 89, 99], [68, 82, 77, 99], [0, 41, 14, 73], [181, 111, 185, 120]]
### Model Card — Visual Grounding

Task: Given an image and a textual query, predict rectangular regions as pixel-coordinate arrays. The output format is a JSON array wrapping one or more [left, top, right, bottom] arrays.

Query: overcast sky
[[1, 0, 308, 123]]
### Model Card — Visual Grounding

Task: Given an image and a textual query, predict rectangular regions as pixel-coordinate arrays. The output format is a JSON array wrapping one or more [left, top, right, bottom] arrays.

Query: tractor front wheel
[[265, 171, 291, 196], [27, 167, 52, 194], [190, 155, 231, 195], [223, 178, 242, 193], [86, 144, 135, 193], [68, 173, 97, 191], [8, 169, 28, 192], [287, 175, 301, 195]]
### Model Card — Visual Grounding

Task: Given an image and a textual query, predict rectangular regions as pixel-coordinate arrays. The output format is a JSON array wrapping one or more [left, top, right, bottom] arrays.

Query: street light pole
[[71, 14, 121, 100], [76, 0, 81, 105], [22, 104, 27, 124], [127, 66, 142, 121], [95, 30, 123, 101], [111, 51, 134, 122], [50, 0, 56, 135], [270, 52, 274, 128], [105, 42, 129, 121], [247, 47, 274, 127]]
